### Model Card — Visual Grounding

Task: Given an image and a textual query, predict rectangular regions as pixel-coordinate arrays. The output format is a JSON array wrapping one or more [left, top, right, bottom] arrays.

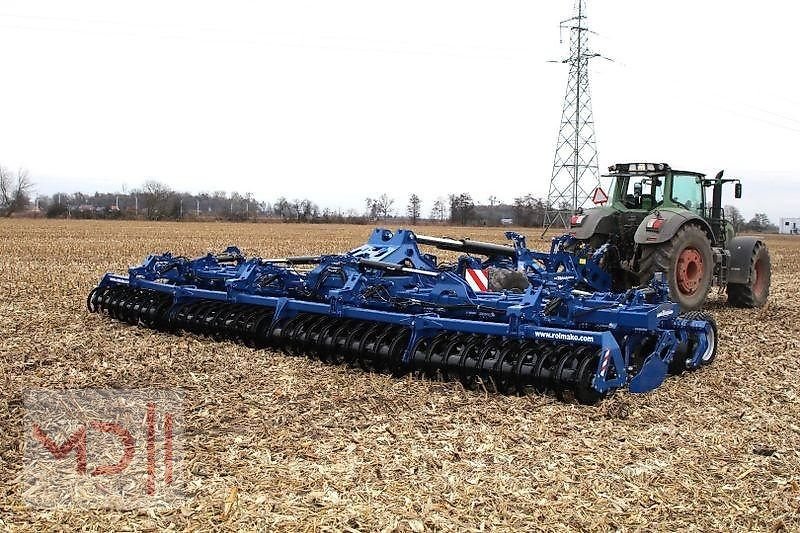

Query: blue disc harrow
[[88, 228, 717, 404]]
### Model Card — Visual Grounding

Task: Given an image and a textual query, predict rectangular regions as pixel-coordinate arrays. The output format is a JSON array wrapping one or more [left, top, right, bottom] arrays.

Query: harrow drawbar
[[87, 228, 719, 404]]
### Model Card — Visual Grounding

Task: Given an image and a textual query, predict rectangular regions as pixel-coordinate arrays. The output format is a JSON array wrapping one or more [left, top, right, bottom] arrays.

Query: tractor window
[[671, 174, 704, 215], [622, 176, 664, 210]]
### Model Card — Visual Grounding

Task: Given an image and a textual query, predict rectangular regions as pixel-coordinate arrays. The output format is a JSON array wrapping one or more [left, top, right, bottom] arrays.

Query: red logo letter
[[89, 421, 135, 476], [32, 424, 87, 474], [164, 412, 174, 485]]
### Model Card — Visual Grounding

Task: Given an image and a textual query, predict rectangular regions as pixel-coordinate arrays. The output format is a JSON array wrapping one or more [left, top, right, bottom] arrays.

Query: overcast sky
[[1, 0, 798, 220]]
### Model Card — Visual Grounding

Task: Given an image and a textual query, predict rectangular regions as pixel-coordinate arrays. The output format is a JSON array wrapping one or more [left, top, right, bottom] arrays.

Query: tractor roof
[[606, 162, 705, 178]]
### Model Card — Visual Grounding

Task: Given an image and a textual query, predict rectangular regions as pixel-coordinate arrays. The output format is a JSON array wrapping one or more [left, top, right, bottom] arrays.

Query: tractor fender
[[634, 211, 715, 245], [569, 206, 618, 240], [726, 236, 763, 285]]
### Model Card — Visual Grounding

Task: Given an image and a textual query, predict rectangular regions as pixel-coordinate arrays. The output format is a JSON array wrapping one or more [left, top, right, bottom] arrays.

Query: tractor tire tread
[[638, 224, 713, 311], [727, 241, 771, 308]]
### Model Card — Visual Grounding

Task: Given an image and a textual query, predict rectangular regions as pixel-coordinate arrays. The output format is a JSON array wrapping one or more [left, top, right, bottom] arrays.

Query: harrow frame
[[88, 228, 717, 403]]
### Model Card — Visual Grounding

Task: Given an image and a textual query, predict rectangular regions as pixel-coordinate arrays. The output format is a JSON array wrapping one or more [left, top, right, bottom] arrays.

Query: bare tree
[[0, 166, 33, 217], [725, 205, 745, 233], [296, 198, 319, 221], [745, 212, 776, 233], [379, 194, 394, 219], [274, 197, 293, 220], [140, 180, 174, 219], [366, 194, 395, 220], [430, 198, 446, 221], [449, 193, 475, 226], [513, 194, 547, 227], [406, 193, 421, 224], [365, 197, 379, 220]]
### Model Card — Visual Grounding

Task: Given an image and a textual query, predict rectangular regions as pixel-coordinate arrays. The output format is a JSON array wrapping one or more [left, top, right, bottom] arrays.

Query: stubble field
[[0, 219, 798, 531]]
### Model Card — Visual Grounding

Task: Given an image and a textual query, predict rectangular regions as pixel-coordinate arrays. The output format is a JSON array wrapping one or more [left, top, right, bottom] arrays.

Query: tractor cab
[[597, 162, 728, 246], [607, 162, 706, 217], [618, 172, 663, 211]]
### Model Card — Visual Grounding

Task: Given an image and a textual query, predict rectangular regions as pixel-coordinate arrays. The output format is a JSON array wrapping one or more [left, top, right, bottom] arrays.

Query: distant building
[[779, 217, 800, 235]]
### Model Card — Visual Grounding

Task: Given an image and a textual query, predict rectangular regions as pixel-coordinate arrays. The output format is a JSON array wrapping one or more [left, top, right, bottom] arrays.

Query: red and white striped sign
[[465, 268, 489, 292], [599, 348, 611, 377]]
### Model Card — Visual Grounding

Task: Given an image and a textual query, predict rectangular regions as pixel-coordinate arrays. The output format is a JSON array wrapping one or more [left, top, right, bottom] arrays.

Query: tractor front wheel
[[727, 241, 771, 308], [639, 224, 714, 311]]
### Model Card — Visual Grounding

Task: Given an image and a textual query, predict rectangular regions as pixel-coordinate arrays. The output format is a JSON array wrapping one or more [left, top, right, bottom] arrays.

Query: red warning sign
[[465, 268, 488, 292], [592, 187, 609, 205]]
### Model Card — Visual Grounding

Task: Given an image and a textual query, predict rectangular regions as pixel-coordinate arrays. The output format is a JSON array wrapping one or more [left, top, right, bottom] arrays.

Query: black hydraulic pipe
[[415, 234, 516, 258], [288, 256, 322, 264], [358, 258, 440, 277]]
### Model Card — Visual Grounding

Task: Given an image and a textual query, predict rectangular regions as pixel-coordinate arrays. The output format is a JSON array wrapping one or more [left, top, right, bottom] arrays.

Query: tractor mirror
[[633, 182, 642, 196], [735, 182, 742, 199]]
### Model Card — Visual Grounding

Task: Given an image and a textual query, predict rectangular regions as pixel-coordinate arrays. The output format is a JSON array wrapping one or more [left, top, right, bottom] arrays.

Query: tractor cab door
[[619, 175, 665, 212], [670, 173, 705, 217]]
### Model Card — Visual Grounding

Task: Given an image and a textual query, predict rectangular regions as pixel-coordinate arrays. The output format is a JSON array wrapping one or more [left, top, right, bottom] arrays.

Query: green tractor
[[569, 162, 771, 311]]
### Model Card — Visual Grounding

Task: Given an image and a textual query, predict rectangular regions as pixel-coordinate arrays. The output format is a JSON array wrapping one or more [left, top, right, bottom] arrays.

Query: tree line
[[0, 165, 783, 231], [10, 175, 562, 227], [724, 205, 779, 233]]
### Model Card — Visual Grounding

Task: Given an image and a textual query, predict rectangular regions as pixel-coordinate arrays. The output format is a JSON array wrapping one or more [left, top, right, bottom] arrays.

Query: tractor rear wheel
[[727, 241, 771, 307], [638, 224, 713, 311]]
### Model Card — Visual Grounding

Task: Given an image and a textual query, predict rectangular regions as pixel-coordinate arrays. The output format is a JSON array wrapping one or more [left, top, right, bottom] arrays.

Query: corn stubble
[[1, 219, 798, 531]]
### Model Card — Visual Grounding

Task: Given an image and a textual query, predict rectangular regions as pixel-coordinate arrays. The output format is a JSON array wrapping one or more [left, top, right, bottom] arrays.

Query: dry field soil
[[1, 219, 798, 530]]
